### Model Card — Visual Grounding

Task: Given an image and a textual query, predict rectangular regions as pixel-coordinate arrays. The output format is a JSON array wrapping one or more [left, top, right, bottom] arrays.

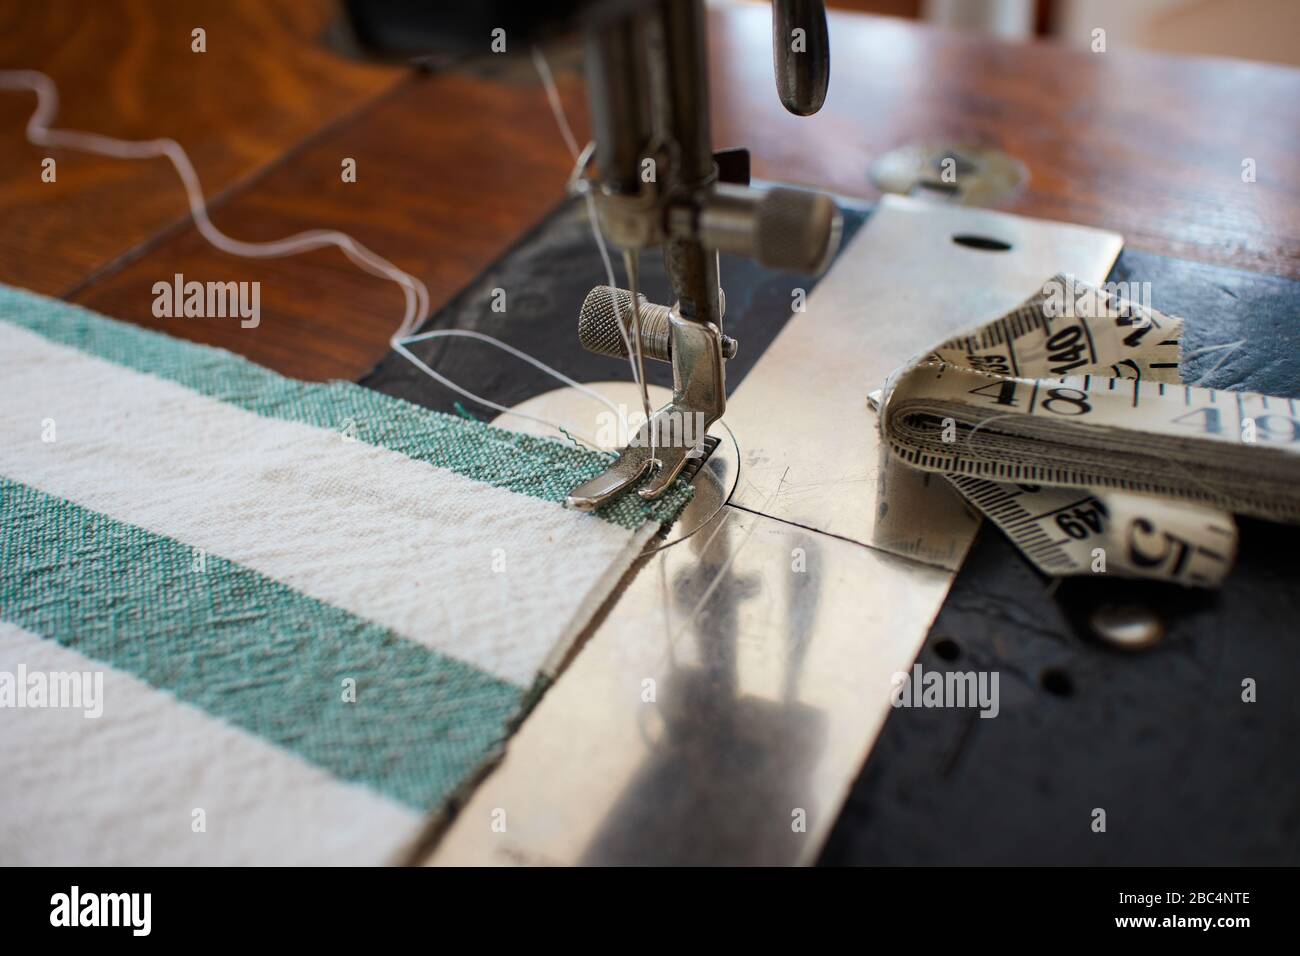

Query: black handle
[[771, 0, 830, 116]]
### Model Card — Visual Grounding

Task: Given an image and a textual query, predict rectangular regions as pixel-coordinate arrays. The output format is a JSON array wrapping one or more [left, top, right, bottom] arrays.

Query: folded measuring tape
[[878, 274, 1299, 587]]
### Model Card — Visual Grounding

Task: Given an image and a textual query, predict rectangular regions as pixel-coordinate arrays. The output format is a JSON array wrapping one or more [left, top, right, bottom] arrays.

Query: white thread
[[622, 247, 659, 464], [394, 329, 618, 429], [534, 59, 640, 389], [580, 190, 641, 387], [530, 48, 581, 164], [1185, 339, 1247, 385], [0, 68, 624, 445], [532, 48, 660, 462]]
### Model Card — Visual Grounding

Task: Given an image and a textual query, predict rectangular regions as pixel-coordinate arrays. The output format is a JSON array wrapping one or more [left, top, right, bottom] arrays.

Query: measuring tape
[[879, 274, 1299, 587]]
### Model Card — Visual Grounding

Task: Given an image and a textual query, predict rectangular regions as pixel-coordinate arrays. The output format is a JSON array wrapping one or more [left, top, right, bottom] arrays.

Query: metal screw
[[1089, 604, 1164, 650]]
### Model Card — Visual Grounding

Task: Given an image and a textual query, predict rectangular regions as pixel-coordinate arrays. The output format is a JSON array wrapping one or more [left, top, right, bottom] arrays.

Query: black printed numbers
[[1127, 517, 1191, 577], [1056, 502, 1106, 539], [1042, 387, 1092, 416], [1046, 325, 1090, 375], [969, 379, 1018, 406], [1254, 413, 1300, 443], [968, 354, 1011, 374], [1171, 407, 1223, 435]]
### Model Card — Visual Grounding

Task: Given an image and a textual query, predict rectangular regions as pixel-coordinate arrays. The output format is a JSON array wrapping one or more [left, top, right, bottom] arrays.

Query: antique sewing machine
[[334, 0, 1300, 867], [563, 0, 842, 508], [346, 0, 1129, 866], [0, 0, 1292, 886], [342, 0, 842, 509]]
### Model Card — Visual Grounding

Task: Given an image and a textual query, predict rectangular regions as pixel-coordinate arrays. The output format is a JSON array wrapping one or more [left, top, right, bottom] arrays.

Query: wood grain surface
[[68, 64, 588, 380], [712, 4, 1300, 278], [1, 1, 1296, 382], [0, 0, 401, 296]]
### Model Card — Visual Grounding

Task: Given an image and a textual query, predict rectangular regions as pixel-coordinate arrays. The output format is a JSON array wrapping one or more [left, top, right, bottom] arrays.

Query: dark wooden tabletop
[[3, 0, 1297, 381]]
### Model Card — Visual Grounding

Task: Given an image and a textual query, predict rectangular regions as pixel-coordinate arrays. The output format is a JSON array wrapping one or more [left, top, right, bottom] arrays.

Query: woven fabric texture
[[0, 285, 689, 864]]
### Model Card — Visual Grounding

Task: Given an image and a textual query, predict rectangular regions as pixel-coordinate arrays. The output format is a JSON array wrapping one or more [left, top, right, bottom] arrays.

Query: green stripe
[[0, 476, 521, 812], [0, 285, 690, 531]]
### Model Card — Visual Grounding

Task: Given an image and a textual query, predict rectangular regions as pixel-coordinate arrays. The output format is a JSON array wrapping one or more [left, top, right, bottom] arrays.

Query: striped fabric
[[0, 285, 689, 865]]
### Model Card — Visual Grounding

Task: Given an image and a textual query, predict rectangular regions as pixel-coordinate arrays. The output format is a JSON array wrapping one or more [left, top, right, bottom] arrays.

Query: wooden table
[[3, 0, 1297, 381]]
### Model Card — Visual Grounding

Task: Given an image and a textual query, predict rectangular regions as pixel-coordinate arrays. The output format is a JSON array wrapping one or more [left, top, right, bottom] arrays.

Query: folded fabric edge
[[0, 284, 692, 531]]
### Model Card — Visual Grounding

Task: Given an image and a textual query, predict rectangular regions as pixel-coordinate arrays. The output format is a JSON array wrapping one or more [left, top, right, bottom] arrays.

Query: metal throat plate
[[423, 196, 1122, 866]]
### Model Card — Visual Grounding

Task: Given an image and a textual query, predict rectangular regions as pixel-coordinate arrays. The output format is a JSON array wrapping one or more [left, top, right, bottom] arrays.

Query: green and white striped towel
[[0, 285, 688, 865]]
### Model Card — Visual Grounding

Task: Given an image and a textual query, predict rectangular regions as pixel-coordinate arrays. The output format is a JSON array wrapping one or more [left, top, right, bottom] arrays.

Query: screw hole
[[933, 637, 961, 662], [952, 233, 1013, 252], [1040, 668, 1074, 697]]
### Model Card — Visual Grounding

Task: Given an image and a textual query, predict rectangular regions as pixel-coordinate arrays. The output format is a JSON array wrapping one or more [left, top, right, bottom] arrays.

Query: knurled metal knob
[[578, 286, 738, 363]]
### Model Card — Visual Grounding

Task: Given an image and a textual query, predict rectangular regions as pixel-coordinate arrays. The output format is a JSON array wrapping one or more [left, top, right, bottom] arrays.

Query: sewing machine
[[11, 0, 1293, 870], [564, 0, 842, 508], [386, 1, 1297, 869], [352, 0, 1123, 865]]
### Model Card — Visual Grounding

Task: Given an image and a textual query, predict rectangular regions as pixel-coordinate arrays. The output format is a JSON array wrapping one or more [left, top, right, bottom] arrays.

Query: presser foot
[[565, 408, 714, 511], [567, 298, 728, 512]]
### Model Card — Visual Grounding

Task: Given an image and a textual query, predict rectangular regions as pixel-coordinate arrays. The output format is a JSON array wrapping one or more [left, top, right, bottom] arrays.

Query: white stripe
[[0, 622, 419, 865], [0, 321, 645, 687]]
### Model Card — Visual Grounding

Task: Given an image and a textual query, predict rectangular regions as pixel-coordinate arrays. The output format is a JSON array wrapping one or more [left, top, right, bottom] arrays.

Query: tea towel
[[0, 284, 688, 865]]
